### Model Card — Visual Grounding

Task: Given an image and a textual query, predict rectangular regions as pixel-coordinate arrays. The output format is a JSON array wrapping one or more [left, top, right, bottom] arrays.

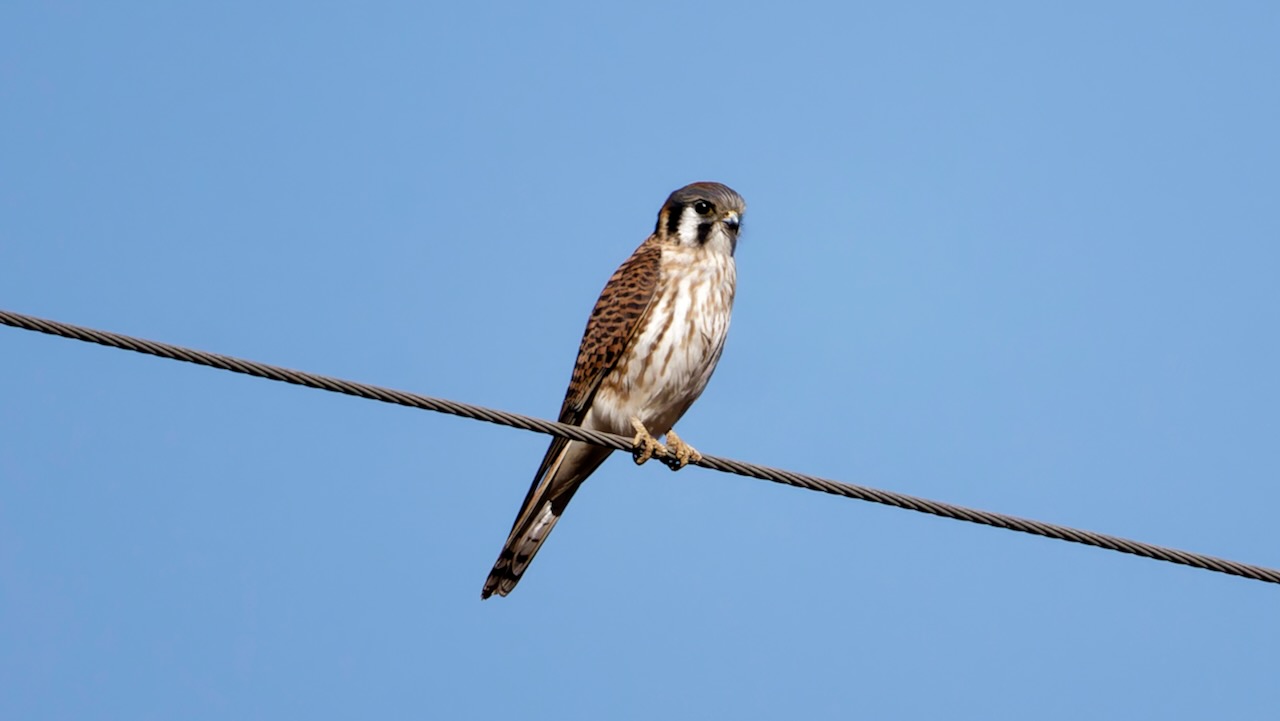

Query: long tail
[[481, 493, 570, 599], [481, 439, 611, 599]]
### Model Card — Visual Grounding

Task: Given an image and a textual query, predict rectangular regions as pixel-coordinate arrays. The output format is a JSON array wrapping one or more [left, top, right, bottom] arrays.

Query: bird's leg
[[630, 417, 666, 466], [662, 428, 702, 470]]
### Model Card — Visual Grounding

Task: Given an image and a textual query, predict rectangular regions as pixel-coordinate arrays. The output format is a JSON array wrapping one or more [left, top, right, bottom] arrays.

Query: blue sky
[[3, 2, 1278, 719]]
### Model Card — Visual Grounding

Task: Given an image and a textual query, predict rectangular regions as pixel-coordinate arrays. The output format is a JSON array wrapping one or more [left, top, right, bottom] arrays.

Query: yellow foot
[[630, 417, 665, 466], [663, 429, 702, 470]]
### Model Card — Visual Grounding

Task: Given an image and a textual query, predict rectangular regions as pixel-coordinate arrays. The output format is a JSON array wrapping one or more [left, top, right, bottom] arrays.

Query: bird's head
[[654, 182, 745, 255]]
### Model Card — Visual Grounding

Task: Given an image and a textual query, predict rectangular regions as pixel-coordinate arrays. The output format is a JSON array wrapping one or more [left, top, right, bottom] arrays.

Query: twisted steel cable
[[3, 307, 1277, 585]]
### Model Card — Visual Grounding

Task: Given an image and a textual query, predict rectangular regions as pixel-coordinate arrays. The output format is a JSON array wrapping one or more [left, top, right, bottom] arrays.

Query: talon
[[630, 417, 665, 466], [663, 429, 702, 470]]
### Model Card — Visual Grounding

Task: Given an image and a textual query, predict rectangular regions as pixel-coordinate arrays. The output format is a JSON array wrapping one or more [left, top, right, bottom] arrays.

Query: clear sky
[[3, 2, 1278, 719]]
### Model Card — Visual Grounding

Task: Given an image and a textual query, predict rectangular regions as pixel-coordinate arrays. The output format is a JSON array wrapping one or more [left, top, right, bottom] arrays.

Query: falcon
[[481, 181, 745, 598]]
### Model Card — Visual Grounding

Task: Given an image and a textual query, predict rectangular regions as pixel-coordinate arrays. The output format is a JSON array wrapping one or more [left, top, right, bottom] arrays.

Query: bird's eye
[[693, 200, 713, 216]]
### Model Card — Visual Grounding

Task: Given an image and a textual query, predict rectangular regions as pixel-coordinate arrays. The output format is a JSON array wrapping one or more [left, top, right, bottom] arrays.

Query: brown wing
[[505, 238, 663, 527], [559, 238, 663, 423]]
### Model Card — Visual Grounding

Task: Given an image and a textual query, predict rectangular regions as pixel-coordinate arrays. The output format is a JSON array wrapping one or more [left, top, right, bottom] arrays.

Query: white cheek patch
[[677, 207, 705, 246]]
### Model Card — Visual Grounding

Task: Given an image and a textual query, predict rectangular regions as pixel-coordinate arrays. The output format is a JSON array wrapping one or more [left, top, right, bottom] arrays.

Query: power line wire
[[3, 307, 1277, 586]]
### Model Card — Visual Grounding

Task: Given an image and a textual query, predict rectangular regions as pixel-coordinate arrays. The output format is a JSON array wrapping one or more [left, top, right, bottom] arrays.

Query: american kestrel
[[482, 181, 745, 599]]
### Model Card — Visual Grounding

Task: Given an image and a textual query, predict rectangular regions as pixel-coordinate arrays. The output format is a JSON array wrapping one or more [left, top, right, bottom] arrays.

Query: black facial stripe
[[696, 222, 712, 243], [665, 202, 684, 236]]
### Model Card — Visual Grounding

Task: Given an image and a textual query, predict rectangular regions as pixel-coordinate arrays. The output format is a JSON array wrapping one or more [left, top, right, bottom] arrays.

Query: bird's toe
[[663, 429, 701, 470], [630, 417, 666, 466]]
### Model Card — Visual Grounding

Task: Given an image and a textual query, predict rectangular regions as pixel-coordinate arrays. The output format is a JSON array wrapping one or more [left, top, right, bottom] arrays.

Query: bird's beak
[[723, 212, 741, 233]]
